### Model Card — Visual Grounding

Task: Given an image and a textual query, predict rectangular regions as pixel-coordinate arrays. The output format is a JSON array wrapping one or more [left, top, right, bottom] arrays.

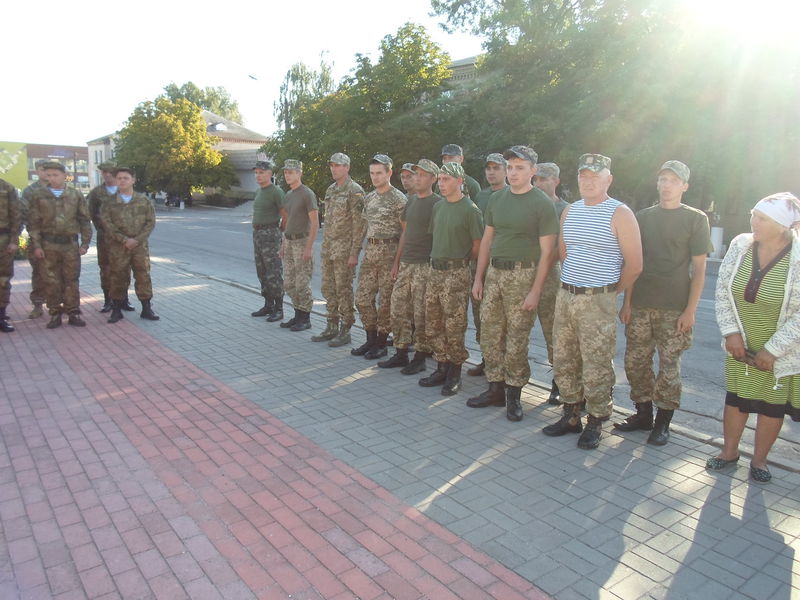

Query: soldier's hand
[[278, 245, 285, 259], [676, 310, 695, 333], [79, 246, 88, 256], [33, 248, 44, 260], [302, 247, 313, 262], [724, 333, 747, 361], [753, 349, 775, 372], [390, 264, 399, 280], [124, 238, 139, 250], [618, 304, 631, 325], [472, 281, 483, 301], [521, 290, 539, 312], [347, 255, 358, 267], [6, 243, 17, 255]]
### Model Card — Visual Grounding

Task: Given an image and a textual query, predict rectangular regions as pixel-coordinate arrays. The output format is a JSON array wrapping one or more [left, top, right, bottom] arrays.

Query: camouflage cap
[[369, 154, 393, 168], [658, 160, 690, 183], [34, 159, 49, 169], [400, 163, 416, 173], [577, 153, 611, 173], [283, 159, 303, 171], [414, 158, 440, 176], [42, 161, 65, 172], [441, 144, 463, 157], [536, 162, 560, 179], [439, 162, 465, 179], [503, 145, 538, 164], [484, 153, 507, 167], [98, 161, 116, 172], [253, 160, 274, 171], [329, 152, 350, 166]]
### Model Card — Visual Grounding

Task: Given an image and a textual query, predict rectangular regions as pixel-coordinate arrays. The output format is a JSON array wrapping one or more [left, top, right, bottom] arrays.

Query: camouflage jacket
[[28, 186, 92, 250], [322, 177, 365, 258], [358, 186, 406, 244], [87, 184, 117, 233], [20, 180, 45, 227], [0, 179, 22, 236], [100, 192, 155, 245]]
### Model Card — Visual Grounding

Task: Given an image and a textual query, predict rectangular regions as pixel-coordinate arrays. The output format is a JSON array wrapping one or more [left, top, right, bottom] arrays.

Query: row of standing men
[[249, 143, 712, 451]]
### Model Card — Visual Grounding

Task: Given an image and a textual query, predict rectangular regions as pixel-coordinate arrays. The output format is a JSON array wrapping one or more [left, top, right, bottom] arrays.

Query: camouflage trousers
[[469, 260, 481, 344], [426, 264, 471, 364], [390, 262, 430, 352], [553, 288, 617, 418], [355, 241, 397, 334], [536, 263, 561, 365], [480, 265, 538, 387], [96, 232, 112, 293], [624, 307, 692, 411], [42, 242, 82, 315], [0, 235, 13, 308], [253, 226, 283, 303], [283, 237, 313, 312], [28, 252, 46, 305], [108, 241, 152, 301], [320, 253, 356, 326]]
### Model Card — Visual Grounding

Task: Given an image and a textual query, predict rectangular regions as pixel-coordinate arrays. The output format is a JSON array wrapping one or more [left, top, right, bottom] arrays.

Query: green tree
[[114, 97, 238, 199], [274, 59, 334, 133], [163, 81, 244, 123]]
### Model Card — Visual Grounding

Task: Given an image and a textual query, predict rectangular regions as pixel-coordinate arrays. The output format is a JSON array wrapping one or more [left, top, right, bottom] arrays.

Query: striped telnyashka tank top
[[561, 197, 623, 287]]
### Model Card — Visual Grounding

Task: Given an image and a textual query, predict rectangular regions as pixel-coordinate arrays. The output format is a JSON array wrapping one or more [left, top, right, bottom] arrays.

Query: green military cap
[[484, 153, 507, 167], [253, 160, 275, 171], [283, 159, 303, 171], [98, 162, 116, 172], [503, 145, 538, 164], [440, 162, 465, 178], [577, 153, 611, 173], [42, 161, 65, 172], [369, 154, 393, 168], [441, 144, 463, 156], [329, 152, 350, 165], [658, 160, 690, 183], [536, 162, 560, 178], [34, 159, 49, 168], [400, 163, 416, 173], [414, 158, 440, 176]]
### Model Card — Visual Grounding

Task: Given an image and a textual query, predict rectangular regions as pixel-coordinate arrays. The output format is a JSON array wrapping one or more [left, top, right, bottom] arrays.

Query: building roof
[[201, 111, 268, 144]]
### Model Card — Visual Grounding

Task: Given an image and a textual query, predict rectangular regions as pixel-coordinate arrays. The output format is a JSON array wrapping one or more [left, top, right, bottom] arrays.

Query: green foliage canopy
[[163, 81, 244, 124]]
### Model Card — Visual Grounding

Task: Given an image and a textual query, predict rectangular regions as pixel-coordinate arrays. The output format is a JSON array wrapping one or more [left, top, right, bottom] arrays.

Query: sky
[[4, 0, 484, 147]]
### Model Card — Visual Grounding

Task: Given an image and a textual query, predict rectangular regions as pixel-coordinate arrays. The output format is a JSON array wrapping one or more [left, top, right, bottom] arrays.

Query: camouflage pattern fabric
[[426, 265, 471, 364], [284, 237, 313, 312], [41, 243, 82, 315], [624, 307, 692, 411], [553, 288, 618, 418], [0, 180, 21, 308], [0, 248, 12, 307], [390, 262, 430, 352], [321, 256, 356, 325], [355, 241, 397, 333], [536, 262, 562, 365], [361, 188, 406, 239], [253, 227, 283, 304], [480, 265, 538, 387], [87, 185, 117, 292], [108, 243, 152, 300], [21, 181, 49, 305], [469, 260, 481, 343]]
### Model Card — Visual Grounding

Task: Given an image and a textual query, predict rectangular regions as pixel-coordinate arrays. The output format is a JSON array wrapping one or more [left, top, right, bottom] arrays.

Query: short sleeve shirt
[[401, 193, 442, 263], [485, 186, 559, 263], [283, 184, 318, 236], [429, 197, 484, 260], [363, 186, 406, 239], [252, 184, 285, 226], [474, 185, 508, 216]]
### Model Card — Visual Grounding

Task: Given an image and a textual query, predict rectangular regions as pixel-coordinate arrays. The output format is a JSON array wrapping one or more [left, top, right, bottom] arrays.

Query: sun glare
[[686, 0, 800, 40]]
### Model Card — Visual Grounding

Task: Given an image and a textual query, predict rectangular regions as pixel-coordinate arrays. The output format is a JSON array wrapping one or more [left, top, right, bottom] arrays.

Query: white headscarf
[[752, 192, 800, 229]]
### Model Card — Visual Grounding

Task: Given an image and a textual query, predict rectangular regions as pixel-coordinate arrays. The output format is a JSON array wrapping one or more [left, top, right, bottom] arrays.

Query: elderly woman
[[708, 192, 800, 483]]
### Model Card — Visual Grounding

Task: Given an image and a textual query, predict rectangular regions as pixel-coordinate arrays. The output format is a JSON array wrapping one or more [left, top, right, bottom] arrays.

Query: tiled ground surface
[[1, 257, 799, 599]]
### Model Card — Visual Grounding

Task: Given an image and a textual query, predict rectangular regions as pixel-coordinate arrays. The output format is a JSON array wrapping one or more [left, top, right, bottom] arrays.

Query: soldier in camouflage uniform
[[28, 162, 92, 329], [533, 162, 570, 404], [418, 162, 483, 396], [351, 154, 406, 359], [249, 161, 287, 322], [279, 160, 319, 332], [312, 153, 365, 346], [469, 147, 559, 421], [616, 160, 711, 445], [399, 163, 417, 197], [543, 154, 642, 450], [0, 178, 22, 332], [88, 162, 119, 312], [100, 167, 160, 324], [20, 160, 49, 318], [379, 159, 441, 373], [438, 144, 481, 201]]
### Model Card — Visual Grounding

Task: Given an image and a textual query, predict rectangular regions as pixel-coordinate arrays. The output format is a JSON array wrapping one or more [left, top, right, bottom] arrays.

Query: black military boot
[[378, 348, 409, 368], [365, 332, 389, 359], [441, 363, 462, 396], [122, 293, 135, 311], [266, 297, 284, 322], [290, 310, 311, 332], [67, 313, 86, 327], [578, 414, 603, 449], [547, 379, 561, 405], [251, 299, 272, 317], [351, 330, 376, 356], [46, 313, 63, 329], [466, 382, 505, 407], [329, 323, 352, 347], [311, 319, 339, 342], [613, 401, 654, 432], [100, 291, 113, 313], [543, 402, 584, 436], [647, 409, 674, 446], [467, 358, 485, 376], [506, 385, 523, 421], [140, 300, 160, 321], [401, 351, 429, 375], [108, 300, 124, 324], [280, 308, 299, 329], [0, 307, 14, 333], [419, 361, 448, 387]]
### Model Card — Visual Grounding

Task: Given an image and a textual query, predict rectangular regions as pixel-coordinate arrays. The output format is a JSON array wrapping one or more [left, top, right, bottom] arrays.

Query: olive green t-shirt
[[486, 186, 559, 263], [474, 185, 508, 216], [252, 184, 285, 226], [434, 173, 482, 201], [631, 204, 713, 311], [401, 193, 442, 264], [429, 197, 484, 260], [283, 184, 318, 236]]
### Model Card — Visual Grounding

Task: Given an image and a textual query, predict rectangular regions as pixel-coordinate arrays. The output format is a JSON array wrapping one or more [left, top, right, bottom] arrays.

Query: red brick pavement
[[0, 289, 551, 600]]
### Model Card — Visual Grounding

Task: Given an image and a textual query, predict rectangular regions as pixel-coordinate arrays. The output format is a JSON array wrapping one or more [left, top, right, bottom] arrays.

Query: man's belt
[[42, 233, 78, 244], [491, 258, 533, 270], [0, 228, 10, 235], [284, 232, 308, 240], [253, 223, 279, 230], [367, 237, 399, 245], [561, 282, 617, 295], [430, 258, 470, 271]]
